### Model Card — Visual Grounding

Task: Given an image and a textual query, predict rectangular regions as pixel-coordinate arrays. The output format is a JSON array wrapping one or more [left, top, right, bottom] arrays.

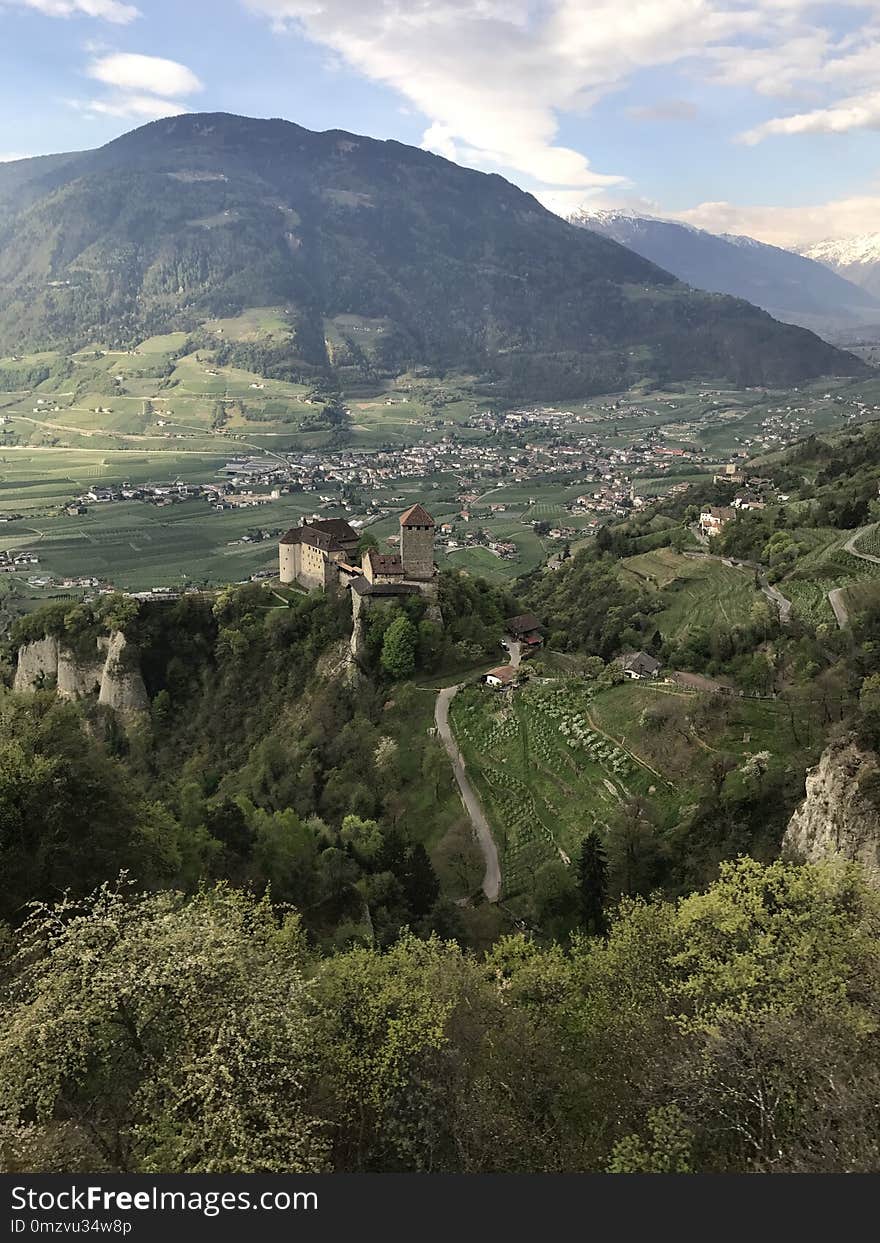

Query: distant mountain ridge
[[0, 113, 867, 396], [800, 234, 880, 300], [569, 208, 880, 336]]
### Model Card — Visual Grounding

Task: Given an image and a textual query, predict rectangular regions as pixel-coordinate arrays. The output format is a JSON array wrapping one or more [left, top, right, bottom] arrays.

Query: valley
[[1, 311, 880, 603]]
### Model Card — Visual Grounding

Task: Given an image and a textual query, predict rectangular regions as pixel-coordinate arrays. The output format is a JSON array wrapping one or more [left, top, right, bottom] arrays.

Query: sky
[[1, 0, 879, 247]]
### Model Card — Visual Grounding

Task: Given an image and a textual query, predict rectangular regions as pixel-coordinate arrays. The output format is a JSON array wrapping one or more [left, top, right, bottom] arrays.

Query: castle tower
[[399, 503, 436, 581]]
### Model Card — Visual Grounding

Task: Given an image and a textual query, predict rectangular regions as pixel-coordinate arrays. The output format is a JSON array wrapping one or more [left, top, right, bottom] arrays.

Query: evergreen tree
[[577, 829, 608, 937], [381, 615, 418, 679], [401, 842, 440, 917]]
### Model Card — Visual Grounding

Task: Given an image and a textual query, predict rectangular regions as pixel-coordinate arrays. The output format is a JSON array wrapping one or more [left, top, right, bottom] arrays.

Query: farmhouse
[[699, 506, 735, 538], [619, 651, 662, 680], [485, 664, 517, 689], [506, 613, 544, 650]]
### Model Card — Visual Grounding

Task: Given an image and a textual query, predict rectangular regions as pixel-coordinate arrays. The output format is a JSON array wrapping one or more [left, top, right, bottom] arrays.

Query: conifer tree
[[577, 829, 608, 937]]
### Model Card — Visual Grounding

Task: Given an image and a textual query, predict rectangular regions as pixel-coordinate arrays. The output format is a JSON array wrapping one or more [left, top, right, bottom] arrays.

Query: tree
[[381, 615, 418, 679], [577, 830, 608, 937], [0, 884, 326, 1173], [0, 697, 181, 924], [401, 842, 440, 917], [356, 531, 379, 559]]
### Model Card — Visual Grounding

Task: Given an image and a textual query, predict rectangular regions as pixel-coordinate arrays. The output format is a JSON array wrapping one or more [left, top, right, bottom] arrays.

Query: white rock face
[[783, 736, 880, 882], [98, 631, 150, 717], [14, 631, 148, 720]]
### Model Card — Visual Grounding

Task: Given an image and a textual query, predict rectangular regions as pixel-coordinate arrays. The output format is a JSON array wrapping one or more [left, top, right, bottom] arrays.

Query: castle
[[279, 504, 440, 641]]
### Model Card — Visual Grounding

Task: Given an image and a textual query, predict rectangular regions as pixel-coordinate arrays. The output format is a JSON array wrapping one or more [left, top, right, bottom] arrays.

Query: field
[[450, 675, 815, 906], [618, 547, 763, 639]]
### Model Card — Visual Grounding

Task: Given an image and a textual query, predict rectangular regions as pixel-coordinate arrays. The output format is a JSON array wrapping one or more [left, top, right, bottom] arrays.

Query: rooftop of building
[[486, 665, 518, 684], [367, 549, 404, 576], [349, 576, 422, 598], [280, 516, 359, 553], [506, 612, 543, 636], [400, 503, 436, 528]]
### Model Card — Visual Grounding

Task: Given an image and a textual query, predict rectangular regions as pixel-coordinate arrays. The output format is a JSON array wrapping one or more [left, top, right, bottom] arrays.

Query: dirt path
[[434, 685, 501, 902], [584, 707, 673, 786]]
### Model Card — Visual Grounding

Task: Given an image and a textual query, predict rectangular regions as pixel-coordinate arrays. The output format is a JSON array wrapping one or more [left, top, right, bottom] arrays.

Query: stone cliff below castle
[[783, 735, 880, 882], [14, 631, 149, 720]]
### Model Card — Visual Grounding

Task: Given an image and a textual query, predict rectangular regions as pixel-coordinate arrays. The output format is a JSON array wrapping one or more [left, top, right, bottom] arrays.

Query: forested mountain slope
[[0, 114, 867, 396]]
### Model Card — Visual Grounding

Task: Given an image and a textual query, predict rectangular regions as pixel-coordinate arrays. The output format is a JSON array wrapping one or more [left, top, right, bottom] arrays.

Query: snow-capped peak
[[568, 206, 661, 225], [802, 233, 880, 267]]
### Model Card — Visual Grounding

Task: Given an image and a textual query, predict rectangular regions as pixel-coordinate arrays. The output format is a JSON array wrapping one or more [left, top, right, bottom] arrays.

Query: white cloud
[[12, 0, 139, 22], [627, 98, 698, 122], [76, 52, 203, 122], [545, 185, 880, 248], [242, 0, 765, 192], [73, 93, 190, 120], [86, 52, 203, 97], [242, 0, 880, 198], [671, 195, 880, 248], [740, 89, 880, 144], [0, 152, 32, 162]]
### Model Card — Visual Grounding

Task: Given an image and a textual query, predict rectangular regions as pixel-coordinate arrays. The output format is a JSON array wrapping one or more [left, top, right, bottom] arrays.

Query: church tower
[[399, 503, 436, 581]]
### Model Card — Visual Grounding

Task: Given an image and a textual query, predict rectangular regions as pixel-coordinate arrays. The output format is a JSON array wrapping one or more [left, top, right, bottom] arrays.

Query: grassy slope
[[618, 547, 762, 640]]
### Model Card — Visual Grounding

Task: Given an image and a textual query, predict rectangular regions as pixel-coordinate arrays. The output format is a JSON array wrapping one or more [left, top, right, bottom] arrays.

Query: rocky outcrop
[[14, 631, 149, 721], [97, 631, 149, 717], [783, 736, 880, 881]]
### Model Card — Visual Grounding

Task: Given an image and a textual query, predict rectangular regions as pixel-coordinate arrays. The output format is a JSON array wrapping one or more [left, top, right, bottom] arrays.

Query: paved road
[[828, 587, 850, 629], [845, 524, 880, 565], [826, 525, 880, 629], [435, 685, 502, 903], [761, 580, 792, 624]]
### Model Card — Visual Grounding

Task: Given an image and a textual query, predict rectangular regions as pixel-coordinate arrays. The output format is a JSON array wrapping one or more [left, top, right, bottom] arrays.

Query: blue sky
[[1, 0, 879, 245]]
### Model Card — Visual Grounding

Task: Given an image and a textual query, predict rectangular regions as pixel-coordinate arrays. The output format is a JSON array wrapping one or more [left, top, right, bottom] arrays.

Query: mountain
[[0, 113, 867, 396], [569, 208, 880, 337], [800, 235, 880, 300]]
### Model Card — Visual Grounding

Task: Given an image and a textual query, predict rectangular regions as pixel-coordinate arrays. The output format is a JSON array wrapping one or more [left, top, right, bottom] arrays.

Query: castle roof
[[309, 518, 359, 543], [279, 517, 359, 553], [367, 549, 404, 576], [400, 503, 435, 528], [301, 526, 344, 553], [350, 576, 421, 598]]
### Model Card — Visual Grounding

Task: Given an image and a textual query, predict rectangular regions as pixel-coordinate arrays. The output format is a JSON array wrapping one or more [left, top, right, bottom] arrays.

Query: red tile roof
[[486, 665, 517, 684], [400, 503, 435, 527]]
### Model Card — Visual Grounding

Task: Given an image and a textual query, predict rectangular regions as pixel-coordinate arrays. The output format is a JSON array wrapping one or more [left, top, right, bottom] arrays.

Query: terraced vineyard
[[450, 679, 657, 898], [855, 525, 880, 559], [783, 527, 880, 625], [450, 675, 819, 907]]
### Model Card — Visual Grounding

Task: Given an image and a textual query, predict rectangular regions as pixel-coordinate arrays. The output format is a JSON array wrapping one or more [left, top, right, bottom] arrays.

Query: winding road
[[844, 524, 880, 566], [435, 685, 502, 903], [826, 524, 880, 629]]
